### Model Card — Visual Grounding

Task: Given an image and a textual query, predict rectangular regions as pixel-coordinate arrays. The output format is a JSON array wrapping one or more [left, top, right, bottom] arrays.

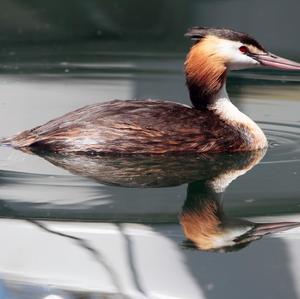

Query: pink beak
[[257, 52, 300, 70], [252, 221, 300, 237], [234, 221, 300, 243]]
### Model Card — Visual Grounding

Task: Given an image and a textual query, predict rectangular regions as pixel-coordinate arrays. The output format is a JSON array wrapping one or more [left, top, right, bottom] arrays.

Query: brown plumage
[[7, 100, 254, 154], [181, 195, 223, 250], [185, 35, 227, 106]]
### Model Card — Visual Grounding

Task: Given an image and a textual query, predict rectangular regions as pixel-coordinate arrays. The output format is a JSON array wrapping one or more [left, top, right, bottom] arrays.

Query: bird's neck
[[207, 84, 249, 123], [208, 85, 267, 150]]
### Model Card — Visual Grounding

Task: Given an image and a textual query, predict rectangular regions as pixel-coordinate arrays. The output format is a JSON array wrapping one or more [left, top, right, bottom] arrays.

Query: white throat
[[208, 85, 268, 150]]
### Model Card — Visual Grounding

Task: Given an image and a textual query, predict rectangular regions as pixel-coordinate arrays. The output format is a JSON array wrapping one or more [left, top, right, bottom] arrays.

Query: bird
[[180, 181, 300, 252], [3, 27, 300, 155]]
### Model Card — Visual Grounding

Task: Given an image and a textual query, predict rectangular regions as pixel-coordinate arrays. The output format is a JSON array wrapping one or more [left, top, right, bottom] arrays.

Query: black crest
[[185, 27, 266, 51]]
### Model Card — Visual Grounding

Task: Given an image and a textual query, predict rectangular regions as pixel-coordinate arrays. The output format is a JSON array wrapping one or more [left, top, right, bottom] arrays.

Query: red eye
[[239, 46, 249, 53]]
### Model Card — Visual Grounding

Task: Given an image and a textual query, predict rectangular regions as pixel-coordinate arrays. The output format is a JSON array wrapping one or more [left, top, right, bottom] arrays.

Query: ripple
[[259, 121, 300, 164]]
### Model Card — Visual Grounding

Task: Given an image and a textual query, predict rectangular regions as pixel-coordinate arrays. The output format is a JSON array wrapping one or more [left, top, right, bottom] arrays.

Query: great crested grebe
[[3, 27, 300, 154]]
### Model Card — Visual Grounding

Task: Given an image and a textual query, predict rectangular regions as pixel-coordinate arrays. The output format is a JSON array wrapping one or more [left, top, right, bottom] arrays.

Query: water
[[1, 53, 300, 299]]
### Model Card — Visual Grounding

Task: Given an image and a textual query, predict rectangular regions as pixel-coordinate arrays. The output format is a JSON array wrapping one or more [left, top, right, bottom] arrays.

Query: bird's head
[[185, 27, 300, 107]]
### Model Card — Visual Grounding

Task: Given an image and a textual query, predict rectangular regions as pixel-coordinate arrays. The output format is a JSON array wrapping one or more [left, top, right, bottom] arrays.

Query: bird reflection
[[29, 148, 300, 252], [30, 148, 263, 187], [180, 181, 300, 252]]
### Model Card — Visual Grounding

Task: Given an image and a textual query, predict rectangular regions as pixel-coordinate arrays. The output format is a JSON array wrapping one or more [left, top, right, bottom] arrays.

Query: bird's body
[[7, 98, 266, 154], [3, 27, 300, 155]]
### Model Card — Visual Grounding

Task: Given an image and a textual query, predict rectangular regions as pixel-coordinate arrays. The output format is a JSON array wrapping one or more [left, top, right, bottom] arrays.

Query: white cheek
[[212, 226, 253, 248], [216, 40, 260, 70], [228, 54, 260, 70]]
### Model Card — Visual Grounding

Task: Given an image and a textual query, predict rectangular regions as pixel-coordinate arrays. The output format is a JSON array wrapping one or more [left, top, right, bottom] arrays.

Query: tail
[[0, 136, 13, 146], [0, 129, 37, 148], [0, 130, 44, 155]]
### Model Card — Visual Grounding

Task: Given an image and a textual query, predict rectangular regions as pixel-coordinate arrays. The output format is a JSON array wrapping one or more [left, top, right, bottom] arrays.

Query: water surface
[[0, 54, 300, 298]]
